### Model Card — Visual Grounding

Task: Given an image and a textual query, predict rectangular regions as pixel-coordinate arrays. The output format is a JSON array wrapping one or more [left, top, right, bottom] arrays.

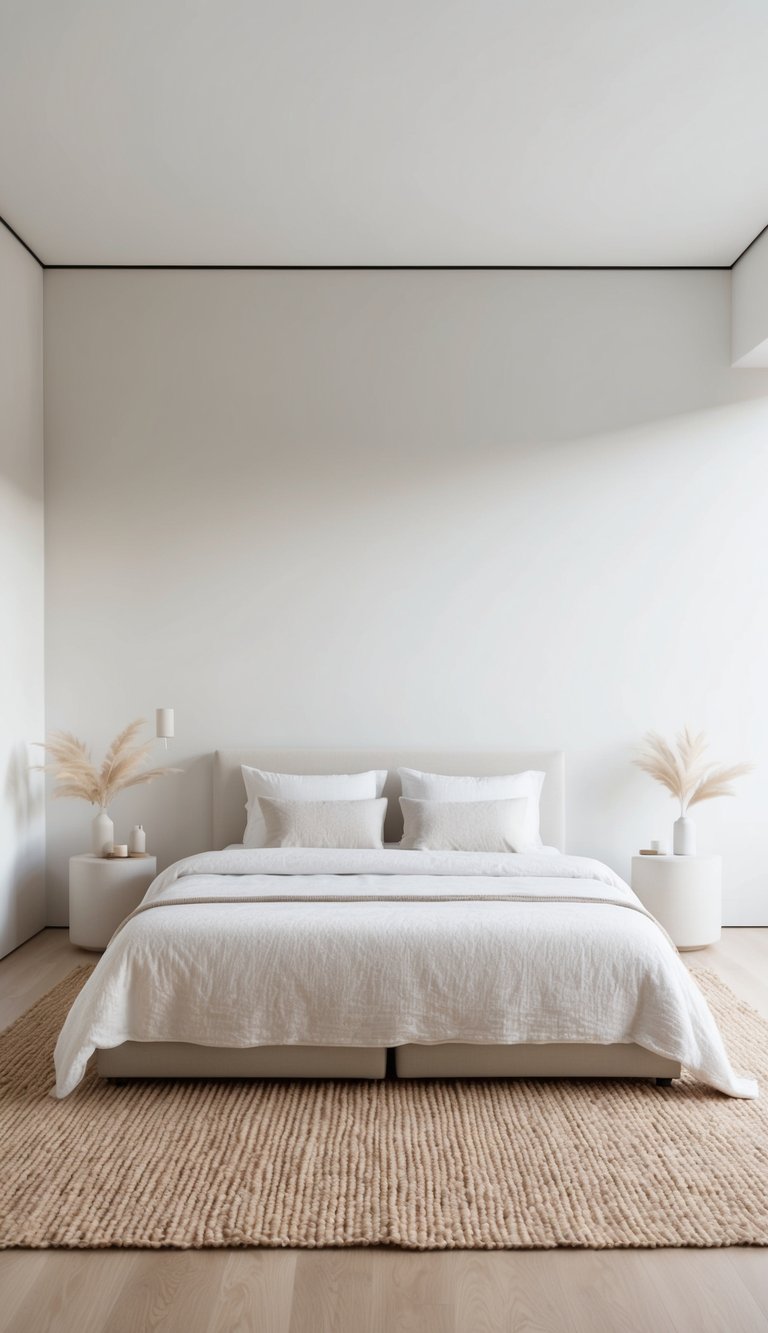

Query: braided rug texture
[[0, 967, 765, 1250]]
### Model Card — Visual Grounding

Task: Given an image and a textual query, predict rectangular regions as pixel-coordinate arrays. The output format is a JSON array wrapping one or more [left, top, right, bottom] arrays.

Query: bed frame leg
[[655, 1077, 673, 1086]]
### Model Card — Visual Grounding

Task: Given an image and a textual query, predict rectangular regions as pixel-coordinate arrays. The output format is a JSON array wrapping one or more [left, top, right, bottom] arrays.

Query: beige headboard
[[213, 749, 565, 850]]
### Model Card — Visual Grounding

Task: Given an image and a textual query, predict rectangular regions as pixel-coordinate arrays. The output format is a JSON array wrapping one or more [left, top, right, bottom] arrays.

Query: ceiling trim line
[[44, 263, 730, 271], [0, 213, 44, 267], [731, 222, 768, 269]]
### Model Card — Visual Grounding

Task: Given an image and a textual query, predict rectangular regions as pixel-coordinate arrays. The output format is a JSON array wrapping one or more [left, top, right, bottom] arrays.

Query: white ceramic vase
[[129, 824, 146, 854], [673, 814, 696, 856], [91, 808, 114, 857]]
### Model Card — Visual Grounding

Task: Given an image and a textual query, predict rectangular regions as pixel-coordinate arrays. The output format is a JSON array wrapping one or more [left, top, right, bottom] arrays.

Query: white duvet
[[53, 848, 757, 1099]]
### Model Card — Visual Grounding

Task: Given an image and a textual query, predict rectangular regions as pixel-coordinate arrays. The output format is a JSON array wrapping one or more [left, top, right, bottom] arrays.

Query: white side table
[[69, 854, 158, 950], [631, 854, 721, 951]]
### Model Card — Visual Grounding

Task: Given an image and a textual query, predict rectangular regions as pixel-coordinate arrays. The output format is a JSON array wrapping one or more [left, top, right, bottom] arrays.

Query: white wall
[[0, 226, 45, 957], [43, 269, 768, 924], [732, 227, 768, 367]]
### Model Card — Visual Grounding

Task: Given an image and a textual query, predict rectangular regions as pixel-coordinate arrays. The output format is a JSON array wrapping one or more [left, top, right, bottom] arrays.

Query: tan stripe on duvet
[[109, 891, 674, 949]]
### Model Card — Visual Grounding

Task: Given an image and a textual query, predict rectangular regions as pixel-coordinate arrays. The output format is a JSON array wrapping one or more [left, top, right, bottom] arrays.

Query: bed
[[52, 749, 756, 1098]]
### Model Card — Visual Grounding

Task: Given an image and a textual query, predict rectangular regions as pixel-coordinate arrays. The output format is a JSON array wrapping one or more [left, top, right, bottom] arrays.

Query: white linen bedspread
[[53, 848, 757, 1098]]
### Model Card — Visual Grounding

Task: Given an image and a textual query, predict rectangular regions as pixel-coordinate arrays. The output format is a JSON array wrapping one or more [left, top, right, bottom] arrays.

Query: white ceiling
[[1, 0, 767, 267]]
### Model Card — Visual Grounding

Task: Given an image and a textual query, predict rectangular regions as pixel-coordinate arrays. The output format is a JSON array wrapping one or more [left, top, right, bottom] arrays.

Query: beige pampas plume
[[33, 719, 181, 808], [633, 726, 752, 815]]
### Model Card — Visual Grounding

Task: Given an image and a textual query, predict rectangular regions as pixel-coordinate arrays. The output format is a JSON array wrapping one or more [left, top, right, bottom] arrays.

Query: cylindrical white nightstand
[[69, 854, 158, 950], [631, 854, 721, 951]]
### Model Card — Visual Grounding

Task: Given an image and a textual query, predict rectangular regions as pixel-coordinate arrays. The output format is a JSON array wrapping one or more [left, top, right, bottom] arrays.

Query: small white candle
[[112, 844, 128, 858], [156, 707, 175, 740]]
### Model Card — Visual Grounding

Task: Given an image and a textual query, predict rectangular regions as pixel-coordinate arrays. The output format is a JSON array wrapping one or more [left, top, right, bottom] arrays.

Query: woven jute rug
[[0, 966, 766, 1250]]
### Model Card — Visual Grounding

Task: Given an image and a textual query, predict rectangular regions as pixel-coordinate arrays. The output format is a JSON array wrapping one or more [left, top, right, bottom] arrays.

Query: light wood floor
[[0, 928, 766, 1333]]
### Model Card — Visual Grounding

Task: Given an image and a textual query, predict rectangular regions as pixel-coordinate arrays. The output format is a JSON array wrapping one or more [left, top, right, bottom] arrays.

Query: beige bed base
[[97, 1042, 680, 1083], [96, 749, 680, 1086]]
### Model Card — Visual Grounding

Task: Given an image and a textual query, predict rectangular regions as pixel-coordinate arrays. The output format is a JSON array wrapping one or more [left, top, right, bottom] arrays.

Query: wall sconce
[[156, 707, 175, 749]]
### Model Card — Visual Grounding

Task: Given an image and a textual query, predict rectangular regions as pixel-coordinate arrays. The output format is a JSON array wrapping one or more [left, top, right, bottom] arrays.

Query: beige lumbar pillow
[[258, 796, 387, 849], [399, 796, 530, 852]]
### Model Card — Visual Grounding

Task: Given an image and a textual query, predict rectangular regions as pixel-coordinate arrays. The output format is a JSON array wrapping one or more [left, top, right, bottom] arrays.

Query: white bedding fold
[[53, 848, 757, 1099]]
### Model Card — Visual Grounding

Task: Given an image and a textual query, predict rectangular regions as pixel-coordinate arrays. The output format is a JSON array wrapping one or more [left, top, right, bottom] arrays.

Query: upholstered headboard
[[213, 749, 565, 850]]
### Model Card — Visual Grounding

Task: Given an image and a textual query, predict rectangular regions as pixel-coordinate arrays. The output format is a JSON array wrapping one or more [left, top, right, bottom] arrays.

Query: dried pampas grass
[[34, 719, 180, 809], [634, 727, 752, 815]]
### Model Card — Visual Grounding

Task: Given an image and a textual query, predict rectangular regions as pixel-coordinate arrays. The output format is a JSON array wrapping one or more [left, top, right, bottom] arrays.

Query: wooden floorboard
[[0, 927, 766, 1333]]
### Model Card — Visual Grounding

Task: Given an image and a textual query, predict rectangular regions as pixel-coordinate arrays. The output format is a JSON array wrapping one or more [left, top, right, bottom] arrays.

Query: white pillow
[[400, 797, 530, 853], [259, 796, 387, 849], [397, 767, 545, 850], [241, 766, 387, 848]]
